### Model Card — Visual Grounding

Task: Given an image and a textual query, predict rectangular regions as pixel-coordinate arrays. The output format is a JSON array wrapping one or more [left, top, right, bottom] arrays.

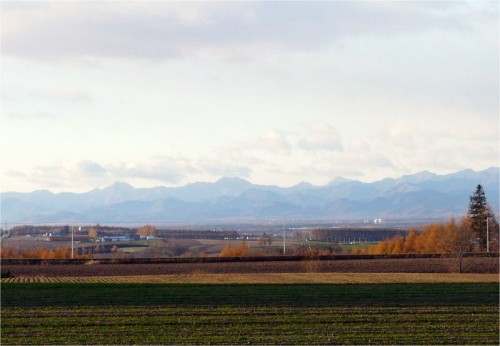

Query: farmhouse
[[97, 235, 130, 242]]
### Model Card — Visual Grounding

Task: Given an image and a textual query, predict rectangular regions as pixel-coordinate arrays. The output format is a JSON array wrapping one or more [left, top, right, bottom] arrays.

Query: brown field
[[2, 256, 498, 279], [1, 272, 498, 284]]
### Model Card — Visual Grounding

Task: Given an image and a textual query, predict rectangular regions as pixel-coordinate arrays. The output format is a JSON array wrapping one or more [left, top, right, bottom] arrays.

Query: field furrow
[[1, 272, 499, 284]]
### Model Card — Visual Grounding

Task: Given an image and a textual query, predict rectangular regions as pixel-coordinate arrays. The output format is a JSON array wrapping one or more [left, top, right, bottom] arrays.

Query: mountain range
[[1, 167, 498, 225]]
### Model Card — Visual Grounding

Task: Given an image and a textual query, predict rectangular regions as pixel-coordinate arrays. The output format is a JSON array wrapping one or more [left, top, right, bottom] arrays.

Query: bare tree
[[258, 232, 268, 247], [137, 225, 156, 236], [88, 227, 98, 239], [446, 218, 475, 273], [267, 235, 273, 246]]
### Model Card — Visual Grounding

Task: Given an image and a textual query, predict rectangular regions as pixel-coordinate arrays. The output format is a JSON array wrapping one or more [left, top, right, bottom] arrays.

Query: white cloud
[[254, 134, 396, 185], [298, 122, 343, 152], [1, 1, 257, 61], [310, 147, 394, 181], [5, 170, 27, 178], [20, 161, 109, 191], [383, 122, 429, 150], [5, 158, 197, 191], [251, 130, 292, 156], [198, 160, 252, 179], [2, 1, 491, 62], [1, 1, 498, 192], [6, 111, 55, 120], [29, 88, 90, 104], [77, 160, 106, 177], [376, 120, 500, 176], [107, 157, 198, 184]]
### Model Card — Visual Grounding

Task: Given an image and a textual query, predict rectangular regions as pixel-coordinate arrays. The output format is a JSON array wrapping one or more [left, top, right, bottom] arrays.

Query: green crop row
[[2, 283, 498, 344], [3, 305, 498, 345], [2, 283, 499, 307]]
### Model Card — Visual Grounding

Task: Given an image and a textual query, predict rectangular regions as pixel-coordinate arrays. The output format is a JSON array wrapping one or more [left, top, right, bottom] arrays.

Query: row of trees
[[87, 225, 239, 240], [353, 185, 499, 272], [86, 224, 157, 239], [0, 247, 74, 259], [310, 227, 407, 243], [353, 218, 476, 254]]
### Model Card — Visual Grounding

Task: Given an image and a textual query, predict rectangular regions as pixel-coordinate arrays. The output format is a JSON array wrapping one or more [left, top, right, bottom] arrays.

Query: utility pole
[[486, 217, 489, 253], [71, 226, 74, 259], [0, 220, 8, 248], [283, 218, 286, 255]]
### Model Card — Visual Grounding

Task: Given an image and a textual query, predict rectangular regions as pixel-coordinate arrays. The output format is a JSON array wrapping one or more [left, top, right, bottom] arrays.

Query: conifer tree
[[468, 184, 488, 251]]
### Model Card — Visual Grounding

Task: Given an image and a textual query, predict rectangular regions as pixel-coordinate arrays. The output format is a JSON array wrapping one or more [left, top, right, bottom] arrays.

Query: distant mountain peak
[[213, 177, 253, 190], [1, 167, 498, 223], [32, 189, 54, 196], [216, 177, 250, 184], [293, 181, 314, 189], [450, 168, 482, 179], [398, 170, 437, 183], [97, 182, 136, 197], [106, 181, 135, 190], [329, 176, 353, 186]]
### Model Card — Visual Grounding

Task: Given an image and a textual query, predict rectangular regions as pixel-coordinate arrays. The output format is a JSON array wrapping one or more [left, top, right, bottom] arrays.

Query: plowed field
[[1, 273, 498, 284], [3, 256, 498, 279]]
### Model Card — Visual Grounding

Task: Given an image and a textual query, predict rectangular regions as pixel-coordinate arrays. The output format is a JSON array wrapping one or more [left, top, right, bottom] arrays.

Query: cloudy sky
[[1, 1, 498, 192]]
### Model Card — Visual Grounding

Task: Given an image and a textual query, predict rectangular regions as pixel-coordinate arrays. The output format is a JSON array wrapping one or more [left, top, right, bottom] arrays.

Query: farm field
[[2, 256, 499, 278], [1, 272, 499, 284], [2, 282, 499, 345]]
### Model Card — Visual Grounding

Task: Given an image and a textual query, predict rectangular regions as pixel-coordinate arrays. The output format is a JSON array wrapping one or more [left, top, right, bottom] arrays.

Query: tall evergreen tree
[[468, 184, 488, 251]]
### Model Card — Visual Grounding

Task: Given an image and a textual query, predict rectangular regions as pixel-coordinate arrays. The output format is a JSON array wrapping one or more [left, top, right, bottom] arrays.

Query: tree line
[[310, 227, 409, 243], [0, 247, 82, 259], [353, 185, 499, 270], [6, 224, 239, 240]]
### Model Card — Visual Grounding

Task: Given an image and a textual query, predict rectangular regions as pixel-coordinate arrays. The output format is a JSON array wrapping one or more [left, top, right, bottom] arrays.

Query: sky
[[1, 1, 499, 193]]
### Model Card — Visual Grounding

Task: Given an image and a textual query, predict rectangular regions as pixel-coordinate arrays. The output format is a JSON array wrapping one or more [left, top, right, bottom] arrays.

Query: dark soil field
[[3, 256, 498, 278]]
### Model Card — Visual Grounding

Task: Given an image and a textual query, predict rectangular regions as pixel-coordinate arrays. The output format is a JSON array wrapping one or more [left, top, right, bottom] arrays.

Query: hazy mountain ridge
[[1, 168, 498, 224]]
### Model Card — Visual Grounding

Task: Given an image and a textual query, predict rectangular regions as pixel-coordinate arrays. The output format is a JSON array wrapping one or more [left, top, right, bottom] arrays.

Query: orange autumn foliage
[[0, 246, 76, 259], [360, 218, 476, 255], [220, 241, 249, 257]]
